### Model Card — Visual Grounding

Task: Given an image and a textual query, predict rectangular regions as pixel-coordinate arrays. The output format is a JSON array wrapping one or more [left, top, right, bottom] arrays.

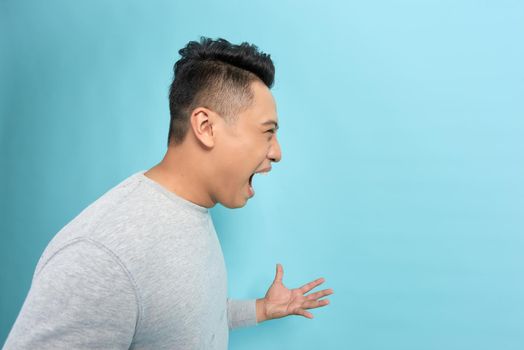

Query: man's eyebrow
[[261, 120, 279, 130]]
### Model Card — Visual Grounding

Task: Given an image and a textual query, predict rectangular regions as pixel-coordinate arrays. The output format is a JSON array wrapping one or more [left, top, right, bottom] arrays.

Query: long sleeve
[[3, 240, 139, 349], [226, 298, 258, 329]]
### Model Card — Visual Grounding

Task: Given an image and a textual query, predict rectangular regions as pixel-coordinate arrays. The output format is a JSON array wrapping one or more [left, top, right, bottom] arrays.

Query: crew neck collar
[[135, 170, 209, 214]]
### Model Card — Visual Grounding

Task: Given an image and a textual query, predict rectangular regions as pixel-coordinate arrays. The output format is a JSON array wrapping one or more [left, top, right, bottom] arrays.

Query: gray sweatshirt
[[3, 170, 257, 349]]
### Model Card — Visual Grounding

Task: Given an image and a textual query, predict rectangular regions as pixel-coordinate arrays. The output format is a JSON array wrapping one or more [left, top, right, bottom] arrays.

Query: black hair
[[167, 37, 275, 146]]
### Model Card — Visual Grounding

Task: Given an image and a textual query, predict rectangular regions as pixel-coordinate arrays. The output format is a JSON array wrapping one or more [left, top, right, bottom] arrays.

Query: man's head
[[168, 37, 275, 146], [165, 37, 282, 209]]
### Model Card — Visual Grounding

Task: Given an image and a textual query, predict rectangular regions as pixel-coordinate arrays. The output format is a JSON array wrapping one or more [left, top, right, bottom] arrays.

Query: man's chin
[[221, 202, 247, 209], [219, 196, 249, 209]]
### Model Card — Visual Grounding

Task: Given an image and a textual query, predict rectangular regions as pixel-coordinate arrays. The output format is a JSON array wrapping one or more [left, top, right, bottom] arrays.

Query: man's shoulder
[[42, 170, 199, 257], [62, 171, 146, 233]]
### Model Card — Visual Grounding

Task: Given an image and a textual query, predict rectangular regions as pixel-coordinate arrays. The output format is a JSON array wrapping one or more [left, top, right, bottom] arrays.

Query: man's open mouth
[[249, 170, 270, 188]]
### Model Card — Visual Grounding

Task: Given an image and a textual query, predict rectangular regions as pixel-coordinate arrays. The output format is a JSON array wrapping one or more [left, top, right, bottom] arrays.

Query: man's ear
[[189, 107, 216, 148]]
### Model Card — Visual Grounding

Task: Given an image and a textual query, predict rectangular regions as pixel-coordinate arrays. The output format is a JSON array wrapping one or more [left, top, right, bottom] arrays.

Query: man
[[4, 37, 333, 349]]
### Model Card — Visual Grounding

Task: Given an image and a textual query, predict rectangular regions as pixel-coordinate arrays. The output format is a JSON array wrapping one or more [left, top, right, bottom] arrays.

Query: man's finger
[[274, 263, 284, 283], [299, 277, 325, 294], [306, 288, 334, 301], [302, 299, 330, 310], [295, 308, 313, 319]]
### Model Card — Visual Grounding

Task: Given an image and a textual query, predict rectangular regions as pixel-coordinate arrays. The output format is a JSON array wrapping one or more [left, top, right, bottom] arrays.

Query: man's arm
[[228, 264, 333, 328], [3, 240, 138, 349]]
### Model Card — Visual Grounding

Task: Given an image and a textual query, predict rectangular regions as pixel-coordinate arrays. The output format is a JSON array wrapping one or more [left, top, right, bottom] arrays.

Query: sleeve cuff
[[227, 298, 258, 329]]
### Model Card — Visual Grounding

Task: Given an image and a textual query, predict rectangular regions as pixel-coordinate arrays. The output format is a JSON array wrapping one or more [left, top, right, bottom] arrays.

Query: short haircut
[[167, 37, 275, 146]]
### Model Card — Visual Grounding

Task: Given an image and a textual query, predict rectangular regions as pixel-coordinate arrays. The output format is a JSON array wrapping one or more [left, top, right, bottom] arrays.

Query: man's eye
[[266, 129, 275, 134]]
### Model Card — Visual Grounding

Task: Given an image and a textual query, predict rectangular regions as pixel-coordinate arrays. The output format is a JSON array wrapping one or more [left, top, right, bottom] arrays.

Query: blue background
[[1, 0, 523, 348]]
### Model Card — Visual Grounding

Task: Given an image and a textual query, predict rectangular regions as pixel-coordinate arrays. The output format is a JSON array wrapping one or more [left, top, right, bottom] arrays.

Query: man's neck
[[143, 148, 215, 208]]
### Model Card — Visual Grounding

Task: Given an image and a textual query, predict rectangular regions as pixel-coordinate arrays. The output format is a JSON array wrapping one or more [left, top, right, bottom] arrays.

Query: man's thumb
[[274, 263, 284, 283]]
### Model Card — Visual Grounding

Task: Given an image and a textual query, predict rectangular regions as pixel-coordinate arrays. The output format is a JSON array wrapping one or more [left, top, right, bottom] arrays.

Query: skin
[[144, 80, 334, 323]]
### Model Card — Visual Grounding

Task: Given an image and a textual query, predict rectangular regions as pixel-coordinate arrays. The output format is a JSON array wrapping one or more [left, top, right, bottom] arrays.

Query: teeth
[[257, 172, 269, 176]]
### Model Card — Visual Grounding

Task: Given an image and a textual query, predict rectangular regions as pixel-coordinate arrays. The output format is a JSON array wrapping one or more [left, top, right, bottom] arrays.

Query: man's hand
[[256, 264, 334, 323]]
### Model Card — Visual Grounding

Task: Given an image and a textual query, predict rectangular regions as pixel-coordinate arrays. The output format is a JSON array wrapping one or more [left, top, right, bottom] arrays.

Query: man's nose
[[268, 135, 282, 163]]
